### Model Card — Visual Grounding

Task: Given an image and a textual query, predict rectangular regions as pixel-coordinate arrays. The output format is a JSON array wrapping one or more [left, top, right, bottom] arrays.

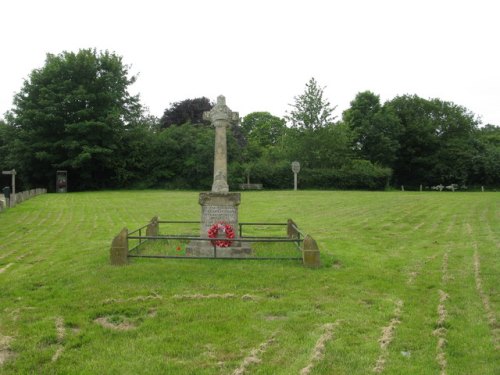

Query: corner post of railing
[[239, 223, 243, 238], [110, 228, 129, 265], [146, 216, 159, 237], [302, 235, 321, 268], [287, 219, 299, 239]]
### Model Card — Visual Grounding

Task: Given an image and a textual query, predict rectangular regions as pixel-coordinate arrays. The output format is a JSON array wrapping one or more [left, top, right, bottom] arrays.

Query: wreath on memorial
[[207, 222, 235, 247]]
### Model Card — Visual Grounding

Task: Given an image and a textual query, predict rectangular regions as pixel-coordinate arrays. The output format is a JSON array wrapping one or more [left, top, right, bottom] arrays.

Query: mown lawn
[[0, 190, 498, 374]]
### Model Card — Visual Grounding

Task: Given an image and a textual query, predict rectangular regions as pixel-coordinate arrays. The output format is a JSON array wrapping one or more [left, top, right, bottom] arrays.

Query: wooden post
[[303, 235, 321, 268], [110, 228, 129, 265], [146, 216, 159, 237]]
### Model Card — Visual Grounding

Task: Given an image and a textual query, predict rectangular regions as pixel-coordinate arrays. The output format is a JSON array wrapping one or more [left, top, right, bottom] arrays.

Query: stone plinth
[[110, 228, 129, 265], [186, 192, 252, 257], [302, 235, 321, 268]]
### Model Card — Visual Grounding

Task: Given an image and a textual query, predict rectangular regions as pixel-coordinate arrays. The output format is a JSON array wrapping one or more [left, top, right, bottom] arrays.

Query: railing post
[[287, 219, 299, 239], [302, 235, 321, 268], [110, 228, 129, 265], [146, 216, 159, 237]]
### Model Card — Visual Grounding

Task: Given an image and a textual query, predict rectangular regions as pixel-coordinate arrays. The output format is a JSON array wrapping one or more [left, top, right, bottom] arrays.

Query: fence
[[110, 218, 321, 268], [0, 188, 47, 211]]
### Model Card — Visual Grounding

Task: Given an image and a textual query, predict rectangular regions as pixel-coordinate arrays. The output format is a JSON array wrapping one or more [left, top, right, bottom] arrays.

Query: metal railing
[[126, 219, 304, 261]]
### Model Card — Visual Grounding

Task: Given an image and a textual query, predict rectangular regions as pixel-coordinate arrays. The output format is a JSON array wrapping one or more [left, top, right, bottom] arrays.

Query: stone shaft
[[203, 95, 238, 193], [213, 119, 229, 193]]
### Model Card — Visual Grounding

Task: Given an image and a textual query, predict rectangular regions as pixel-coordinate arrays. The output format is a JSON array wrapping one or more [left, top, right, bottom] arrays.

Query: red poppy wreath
[[207, 222, 235, 247]]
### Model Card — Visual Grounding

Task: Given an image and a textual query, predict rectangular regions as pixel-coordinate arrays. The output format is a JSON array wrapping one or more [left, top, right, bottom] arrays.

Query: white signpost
[[291, 161, 300, 191]]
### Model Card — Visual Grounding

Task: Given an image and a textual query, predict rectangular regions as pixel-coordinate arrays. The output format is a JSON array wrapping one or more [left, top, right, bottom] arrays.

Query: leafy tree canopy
[[343, 91, 401, 168], [10, 48, 142, 190], [387, 94, 479, 186], [160, 97, 213, 129], [285, 77, 337, 130], [241, 112, 286, 147]]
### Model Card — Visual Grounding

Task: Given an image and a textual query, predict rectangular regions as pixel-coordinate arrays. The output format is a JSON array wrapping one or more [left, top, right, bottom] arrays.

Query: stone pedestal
[[110, 228, 129, 265], [186, 192, 252, 257]]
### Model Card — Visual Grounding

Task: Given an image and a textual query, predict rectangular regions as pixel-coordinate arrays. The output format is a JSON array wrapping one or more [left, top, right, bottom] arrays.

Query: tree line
[[0, 49, 498, 191]]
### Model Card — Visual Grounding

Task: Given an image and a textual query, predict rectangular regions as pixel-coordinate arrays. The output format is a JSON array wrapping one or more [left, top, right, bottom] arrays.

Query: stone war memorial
[[186, 95, 251, 257], [110, 95, 321, 267]]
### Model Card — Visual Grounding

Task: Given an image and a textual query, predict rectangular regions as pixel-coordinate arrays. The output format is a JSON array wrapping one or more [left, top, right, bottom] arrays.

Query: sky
[[1, 0, 499, 125]]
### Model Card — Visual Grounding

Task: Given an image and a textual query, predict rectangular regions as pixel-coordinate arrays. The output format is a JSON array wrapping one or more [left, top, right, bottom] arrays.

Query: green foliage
[[469, 124, 500, 185], [387, 95, 480, 186], [159, 97, 213, 129], [9, 49, 142, 190], [343, 91, 401, 168], [241, 112, 286, 148], [299, 160, 391, 190], [285, 77, 337, 130], [284, 122, 354, 169], [153, 124, 214, 189], [2, 47, 498, 190]]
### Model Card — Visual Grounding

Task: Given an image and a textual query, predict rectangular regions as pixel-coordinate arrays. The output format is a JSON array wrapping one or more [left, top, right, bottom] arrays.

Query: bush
[[300, 160, 391, 190]]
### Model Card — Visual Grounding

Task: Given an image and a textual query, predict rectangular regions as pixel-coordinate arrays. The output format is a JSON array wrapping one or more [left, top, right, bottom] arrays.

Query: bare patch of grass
[[473, 245, 499, 350], [0, 263, 13, 274], [173, 293, 236, 300], [0, 335, 14, 366], [373, 300, 403, 373], [300, 322, 339, 375], [94, 316, 136, 331], [407, 253, 438, 284], [102, 292, 163, 304], [433, 290, 449, 374], [51, 316, 66, 362], [232, 334, 276, 375]]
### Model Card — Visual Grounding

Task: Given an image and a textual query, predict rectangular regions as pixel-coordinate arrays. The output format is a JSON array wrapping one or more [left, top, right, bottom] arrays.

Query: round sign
[[291, 161, 300, 173]]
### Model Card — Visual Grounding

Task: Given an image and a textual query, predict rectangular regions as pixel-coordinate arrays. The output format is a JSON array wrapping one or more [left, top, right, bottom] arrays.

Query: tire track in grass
[[473, 244, 499, 350], [300, 322, 340, 375], [0, 334, 14, 366], [407, 254, 439, 285], [0, 250, 16, 261], [51, 316, 66, 362], [433, 290, 449, 375], [441, 248, 451, 284], [232, 334, 276, 375], [433, 242, 450, 375], [0, 263, 14, 274], [373, 300, 403, 373], [445, 215, 457, 235]]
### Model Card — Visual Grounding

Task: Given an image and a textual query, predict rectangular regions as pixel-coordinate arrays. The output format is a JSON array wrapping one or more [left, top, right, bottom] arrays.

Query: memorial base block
[[186, 192, 252, 257]]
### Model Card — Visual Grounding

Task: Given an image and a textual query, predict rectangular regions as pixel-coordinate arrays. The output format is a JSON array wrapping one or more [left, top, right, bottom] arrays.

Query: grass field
[[0, 190, 498, 374]]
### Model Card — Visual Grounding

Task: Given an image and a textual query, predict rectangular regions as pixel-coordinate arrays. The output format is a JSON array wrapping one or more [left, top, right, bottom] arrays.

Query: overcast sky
[[1, 0, 499, 125]]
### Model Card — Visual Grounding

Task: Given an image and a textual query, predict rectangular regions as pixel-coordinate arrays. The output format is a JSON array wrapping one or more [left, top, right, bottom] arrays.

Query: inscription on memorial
[[202, 206, 237, 230]]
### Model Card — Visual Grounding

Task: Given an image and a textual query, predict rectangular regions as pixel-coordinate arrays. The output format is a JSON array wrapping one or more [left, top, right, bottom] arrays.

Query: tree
[[343, 91, 401, 168], [469, 124, 500, 186], [285, 77, 337, 130], [241, 112, 286, 147], [387, 95, 479, 186], [10, 49, 142, 190], [160, 97, 213, 129]]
